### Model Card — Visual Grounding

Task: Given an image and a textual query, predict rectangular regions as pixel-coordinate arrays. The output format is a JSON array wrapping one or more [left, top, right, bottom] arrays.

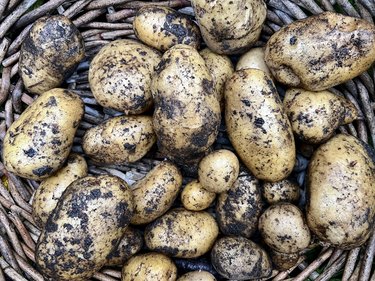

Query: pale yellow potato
[[89, 39, 161, 115], [181, 180, 216, 211], [3, 88, 84, 180], [131, 161, 182, 225], [307, 134, 375, 249], [225, 69, 296, 182], [32, 153, 88, 228], [284, 88, 358, 144], [177, 271, 216, 281], [36, 175, 134, 280], [236, 47, 271, 76], [191, 0, 266, 54], [133, 6, 200, 52], [19, 15, 84, 95], [265, 12, 375, 91], [262, 179, 300, 205]]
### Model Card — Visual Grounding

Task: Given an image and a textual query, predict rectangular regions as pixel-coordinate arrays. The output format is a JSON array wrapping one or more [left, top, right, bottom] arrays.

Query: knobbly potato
[[265, 12, 375, 91], [152, 44, 221, 162], [19, 16, 84, 95], [181, 180, 216, 211], [133, 6, 201, 52], [307, 134, 375, 249], [32, 153, 88, 228], [211, 236, 272, 280], [283, 88, 359, 144], [36, 175, 134, 280], [270, 250, 300, 271], [262, 179, 300, 205], [82, 115, 156, 164], [216, 174, 263, 238], [145, 208, 219, 258], [191, 0, 267, 54], [225, 69, 296, 182], [236, 47, 272, 77], [177, 271, 216, 281], [122, 252, 177, 281], [89, 40, 161, 115], [131, 162, 182, 225], [3, 89, 84, 180]]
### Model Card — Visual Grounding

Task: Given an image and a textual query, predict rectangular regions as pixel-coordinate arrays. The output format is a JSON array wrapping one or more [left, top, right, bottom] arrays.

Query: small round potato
[[82, 115, 156, 164], [198, 149, 239, 193], [122, 252, 177, 281], [181, 180, 216, 211], [262, 179, 300, 205], [19, 15, 84, 94], [270, 250, 300, 271], [236, 47, 272, 77], [177, 271, 216, 281], [259, 203, 311, 254], [133, 6, 200, 52]]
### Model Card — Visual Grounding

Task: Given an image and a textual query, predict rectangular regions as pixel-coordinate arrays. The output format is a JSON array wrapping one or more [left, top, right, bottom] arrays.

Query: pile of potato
[[2, 1, 375, 280]]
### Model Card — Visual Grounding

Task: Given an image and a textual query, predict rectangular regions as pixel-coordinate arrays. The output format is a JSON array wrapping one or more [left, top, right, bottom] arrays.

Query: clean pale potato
[[262, 179, 300, 205], [181, 180, 216, 211], [177, 271, 216, 281], [236, 47, 272, 76]]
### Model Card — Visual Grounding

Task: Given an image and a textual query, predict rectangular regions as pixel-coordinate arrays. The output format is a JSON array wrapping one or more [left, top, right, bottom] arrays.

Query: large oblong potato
[[265, 12, 375, 91], [225, 69, 296, 182], [3, 88, 84, 180]]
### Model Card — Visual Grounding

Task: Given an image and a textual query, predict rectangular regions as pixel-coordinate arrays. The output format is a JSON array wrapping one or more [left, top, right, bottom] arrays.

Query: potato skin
[[145, 208, 219, 258], [262, 179, 300, 205], [133, 6, 200, 52], [82, 115, 156, 164], [3, 88, 84, 180], [177, 271, 216, 281], [181, 180, 216, 211], [270, 250, 300, 271], [265, 12, 375, 91], [36, 175, 134, 281], [307, 134, 375, 249], [19, 16, 84, 95], [32, 153, 88, 228], [225, 69, 295, 182], [236, 47, 272, 77], [89, 40, 161, 115], [131, 161, 182, 225]]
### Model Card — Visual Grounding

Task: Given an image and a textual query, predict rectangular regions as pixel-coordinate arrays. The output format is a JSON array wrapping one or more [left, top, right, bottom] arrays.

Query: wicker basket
[[0, 0, 374, 280]]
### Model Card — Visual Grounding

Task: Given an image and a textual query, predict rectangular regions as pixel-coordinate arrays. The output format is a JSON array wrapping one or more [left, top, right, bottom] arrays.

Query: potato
[[265, 12, 375, 91], [152, 44, 221, 162], [283, 88, 358, 144], [122, 252, 177, 281], [3, 88, 84, 180], [131, 161, 182, 225], [198, 149, 239, 193], [270, 250, 300, 271], [177, 271, 216, 281], [82, 115, 156, 164], [262, 179, 300, 205], [307, 134, 375, 249], [181, 180, 216, 211], [216, 173, 263, 238], [32, 153, 88, 228], [133, 6, 200, 52], [211, 236, 272, 280], [36, 175, 134, 280], [19, 16, 84, 95], [225, 69, 296, 182], [89, 39, 161, 115], [145, 208, 219, 258], [236, 47, 272, 77], [191, 0, 267, 54]]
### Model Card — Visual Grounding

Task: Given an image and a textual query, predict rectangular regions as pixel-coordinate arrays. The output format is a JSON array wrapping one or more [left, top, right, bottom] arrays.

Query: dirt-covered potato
[[262, 179, 300, 205], [181, 180, 216, 211], [270, 250, 300, 271], [133, 6, 200, 52], [211, 236, 272, 280], [89, 39, 161, 115], [225, 69, 296, 182], [122, 252, 177, 281], [283, 88, 358, 144], [307, 134, 375, 249], [145, 208, 219, 258], [265, 12, 375, 91], [32, 153, 88, 228], [106, 226, 143, 266], [82, 115, 156, 164], [36, 175, 134, 280], [152, 44, 221, 162], [177, 271, 216, 281], [216, 174, 263, 238], [3, 89, 84, 180], [131, 162, 182, 225], [19, 16, 84, 95], [191, 0, 266, 54], [259, 203, 311, 253], [236, 47, 272, 77]]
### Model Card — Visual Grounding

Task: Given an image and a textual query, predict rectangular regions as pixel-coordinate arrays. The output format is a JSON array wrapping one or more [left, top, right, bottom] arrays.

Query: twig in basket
[[291, 0, 324, 14], [10, 62, 18, 78], [272, 255, 306, 281], [349, 258, 362, 281], [359, 227, 375, 281], [280, 0, 307, 19], [20, 243, 34, 262], [0, 0, 9, 19], [357, 81, 375, 145], [347, 123, 358, 138], [0, 67, 11, 107], [87, 0, 132, 10], [273, 9, 294, 24], [315, 253, 347, 281], [0, 257, 27, 281], [357, 2, 374, 24], [73, 8, 106, 27], [7, 173, 32, 210], [298, 261, 320, 280], [358, 73, 375, 99], [0, 38, 9, 64], [93, 272, 119, 281], [100, 269, 122, 279], [8, 212, 35, 250], [11, 78, 24, 114], [120, 0, 191, 9], [4, 0, 20, 14], [82, 21, 133, 30], [81, 28, 105, 38], [326, 248, 344, 267], [106, 8, 136, 22], [266, 10, 284, 26], [336, 0, 361, 17], [0, 235, 22, 274], [358, 0, 375, 16], [12, 250, 44, 281], [2, 50, 19, 67], [6, 24, 31, 56], [20, 92, 34, 105], [0, 267, 4, 281], [62, 0, 92, 19]]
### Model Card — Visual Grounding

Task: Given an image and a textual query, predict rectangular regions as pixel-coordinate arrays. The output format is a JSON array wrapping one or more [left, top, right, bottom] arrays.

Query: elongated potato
[[225, 69, 296, 182], [265, 12, 375, 91], [3, 89, 84, 180]]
